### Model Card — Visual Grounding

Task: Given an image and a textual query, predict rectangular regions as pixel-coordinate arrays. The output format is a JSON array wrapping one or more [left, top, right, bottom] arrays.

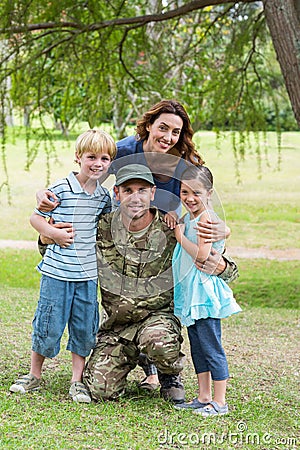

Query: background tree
[[0, 0, 298, 190]]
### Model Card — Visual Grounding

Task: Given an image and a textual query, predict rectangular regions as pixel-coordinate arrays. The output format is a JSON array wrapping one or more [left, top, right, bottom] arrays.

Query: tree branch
[[0, 0, 257, 35]]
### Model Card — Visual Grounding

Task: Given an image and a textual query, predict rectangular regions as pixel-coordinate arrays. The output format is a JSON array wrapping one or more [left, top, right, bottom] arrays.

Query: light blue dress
[[172, 211, 242, 327]]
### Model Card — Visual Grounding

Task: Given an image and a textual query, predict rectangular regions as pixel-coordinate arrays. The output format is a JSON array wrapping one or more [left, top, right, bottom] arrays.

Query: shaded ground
[[1, 239, 300, 260]]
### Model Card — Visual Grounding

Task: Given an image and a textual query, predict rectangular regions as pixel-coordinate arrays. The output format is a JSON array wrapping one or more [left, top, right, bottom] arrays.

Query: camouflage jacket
[[96, 208, 238, 337], [97, 208, 177, 334]]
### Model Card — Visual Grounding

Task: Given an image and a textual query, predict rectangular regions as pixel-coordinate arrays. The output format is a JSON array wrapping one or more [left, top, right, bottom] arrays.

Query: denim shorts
[[187, 318, 229, 381], [32, 274, 99, 358]]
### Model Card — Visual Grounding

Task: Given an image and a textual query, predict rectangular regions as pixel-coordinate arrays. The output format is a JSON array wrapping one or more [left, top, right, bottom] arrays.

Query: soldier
[[83, 164, 238, 403]]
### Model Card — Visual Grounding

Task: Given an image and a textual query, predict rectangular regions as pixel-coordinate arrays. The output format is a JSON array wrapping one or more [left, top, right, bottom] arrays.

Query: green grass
[[1, 249, 299, 309], [0, 249, 41, 288], [233, 259, 300, 309], [0, 251, 299, 449], [1, 292, 299, 449]]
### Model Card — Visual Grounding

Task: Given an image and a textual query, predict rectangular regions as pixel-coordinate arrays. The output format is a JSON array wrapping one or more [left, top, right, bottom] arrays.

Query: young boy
[[9, 129, 116, 403]]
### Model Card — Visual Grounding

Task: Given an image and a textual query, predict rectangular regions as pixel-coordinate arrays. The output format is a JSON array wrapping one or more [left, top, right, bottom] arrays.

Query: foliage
[[0, 1, 298, 200], [0, 1, 296, 139]]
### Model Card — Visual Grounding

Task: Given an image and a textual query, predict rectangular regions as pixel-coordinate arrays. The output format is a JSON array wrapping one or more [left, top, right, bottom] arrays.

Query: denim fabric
[[32, 274, 99, 358], [187, 318, 229, 381]]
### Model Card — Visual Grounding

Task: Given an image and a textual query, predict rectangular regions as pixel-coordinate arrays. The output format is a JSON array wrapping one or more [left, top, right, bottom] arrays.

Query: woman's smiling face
[[144, 113, 183, 154]]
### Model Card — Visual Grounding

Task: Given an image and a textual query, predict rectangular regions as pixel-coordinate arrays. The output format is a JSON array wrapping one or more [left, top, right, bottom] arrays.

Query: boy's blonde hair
[[75, 129, 117, 159]]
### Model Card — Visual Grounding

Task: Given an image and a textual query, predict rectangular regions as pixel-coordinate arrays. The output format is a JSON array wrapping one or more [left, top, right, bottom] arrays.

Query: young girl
[[172, 165, 241, 416]]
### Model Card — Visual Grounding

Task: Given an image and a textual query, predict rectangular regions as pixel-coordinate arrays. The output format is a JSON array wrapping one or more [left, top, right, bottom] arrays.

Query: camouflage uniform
[[83, 208, 238, 401]]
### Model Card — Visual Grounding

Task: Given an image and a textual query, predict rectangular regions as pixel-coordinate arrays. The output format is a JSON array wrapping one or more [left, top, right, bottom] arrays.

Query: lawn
[[0, 250, 299, 449]]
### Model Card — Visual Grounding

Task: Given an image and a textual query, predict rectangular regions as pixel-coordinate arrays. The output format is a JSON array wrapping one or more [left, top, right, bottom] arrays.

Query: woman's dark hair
[[181, 165, 213, 191], [136, 100, 204, 166]]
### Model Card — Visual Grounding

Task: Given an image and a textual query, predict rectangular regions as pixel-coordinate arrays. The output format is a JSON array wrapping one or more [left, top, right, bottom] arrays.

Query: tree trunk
[[263, 0, 300, 128]]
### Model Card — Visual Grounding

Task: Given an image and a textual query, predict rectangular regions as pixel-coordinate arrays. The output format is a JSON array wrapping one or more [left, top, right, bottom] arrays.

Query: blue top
[[35, 171, 111, 281], [172, 211, 241, 326], [110, 135, 189, 213]]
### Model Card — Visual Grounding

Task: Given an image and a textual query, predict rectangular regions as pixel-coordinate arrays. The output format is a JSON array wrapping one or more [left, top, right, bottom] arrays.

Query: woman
[[109, 100, 204, 226]]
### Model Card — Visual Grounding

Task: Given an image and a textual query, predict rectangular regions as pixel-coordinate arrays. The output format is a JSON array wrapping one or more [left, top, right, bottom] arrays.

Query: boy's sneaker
[[69, 381, 91, 403], [9, 373, 40, 394]]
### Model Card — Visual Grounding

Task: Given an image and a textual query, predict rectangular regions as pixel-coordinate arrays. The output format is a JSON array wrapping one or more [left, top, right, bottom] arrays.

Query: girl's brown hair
[[181, 165, 213, 191], [136, 100, 204, 166]]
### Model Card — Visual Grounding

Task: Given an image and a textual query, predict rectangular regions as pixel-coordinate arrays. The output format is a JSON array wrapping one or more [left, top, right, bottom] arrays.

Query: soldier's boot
[[158, 372, 185, 404]]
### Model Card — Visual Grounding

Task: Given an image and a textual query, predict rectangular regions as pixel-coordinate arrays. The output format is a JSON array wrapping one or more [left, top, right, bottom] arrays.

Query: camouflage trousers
[[83, 312, 185, 401]]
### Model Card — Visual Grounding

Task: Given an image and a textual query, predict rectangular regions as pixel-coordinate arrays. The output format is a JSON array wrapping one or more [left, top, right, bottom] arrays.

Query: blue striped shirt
[[35, 171, 111, 281]]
